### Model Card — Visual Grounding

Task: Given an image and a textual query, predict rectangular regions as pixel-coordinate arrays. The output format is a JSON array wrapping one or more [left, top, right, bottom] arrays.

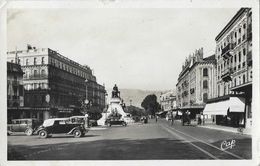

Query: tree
[[141, 94, 160, 116]]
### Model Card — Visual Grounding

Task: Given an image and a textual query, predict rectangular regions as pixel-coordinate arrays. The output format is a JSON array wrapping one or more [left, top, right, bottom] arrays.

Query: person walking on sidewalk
[[170, 111, 174, 126], [155, 115, 158, 123]]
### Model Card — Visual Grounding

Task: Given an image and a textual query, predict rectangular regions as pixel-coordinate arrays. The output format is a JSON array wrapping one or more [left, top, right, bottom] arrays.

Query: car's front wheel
[[25, 128, 33, 136], [39, 130, 48, 138], [122, 122, 127, 126], [73, 129, 82, 138]]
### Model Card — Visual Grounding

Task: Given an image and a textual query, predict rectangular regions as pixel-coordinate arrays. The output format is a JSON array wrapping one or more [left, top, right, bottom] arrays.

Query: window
[[26, 59, 29, 65], [41, 69, 46, 76], [243, 48, 246, 55], [239, 52, 241, 62], [41, 57, 45, 64], [34, 58, 37, 65], [203, 93, 208, 103], [34, 70, 38, 76], [234, 54, 237, 62], [235, 32, 237, 38], [243, 23, 246, 29], [203, 68, 208, 77], [203, 80, 208, 89], [234, 78, 237, 86], [243, 75, 245, 84], [18, 58, 21, 65], [239, 28, 241, 33]]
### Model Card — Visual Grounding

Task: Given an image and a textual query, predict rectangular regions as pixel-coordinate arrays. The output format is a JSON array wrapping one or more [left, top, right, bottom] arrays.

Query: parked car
[[105, 117, 127, 127], [7, 118, 42, 136], [69, 115, 97, 127], [34, 118, 89, 138]]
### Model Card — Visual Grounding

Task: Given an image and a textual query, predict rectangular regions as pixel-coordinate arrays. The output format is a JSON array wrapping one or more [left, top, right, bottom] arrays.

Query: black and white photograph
[[0, 0, 259, 166]]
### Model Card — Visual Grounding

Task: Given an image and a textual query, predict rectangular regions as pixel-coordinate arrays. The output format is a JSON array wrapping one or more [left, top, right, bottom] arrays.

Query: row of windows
[[24, 83, 48, 90], [24, 69, 46, 78], [12, 57, 46, 66], [217, 19, 248, 53], [217, 71, 252, 96], [217, 47, 248, 76], [49, 58, 91, 79]]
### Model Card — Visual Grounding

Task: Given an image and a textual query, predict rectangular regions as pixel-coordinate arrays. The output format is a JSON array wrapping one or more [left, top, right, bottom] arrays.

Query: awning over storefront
[[203, 100, 229, 115], [203, 97, 246, 115], [229, 97, 245, 112]]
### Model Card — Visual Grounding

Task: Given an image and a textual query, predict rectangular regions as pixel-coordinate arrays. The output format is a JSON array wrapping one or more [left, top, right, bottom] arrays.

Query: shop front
[[203, 95, 246, 128]]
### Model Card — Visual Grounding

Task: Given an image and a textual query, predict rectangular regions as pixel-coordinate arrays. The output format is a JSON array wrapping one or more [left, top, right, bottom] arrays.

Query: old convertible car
[[34, 117, 89, 138], [7, 118, 42, 136]]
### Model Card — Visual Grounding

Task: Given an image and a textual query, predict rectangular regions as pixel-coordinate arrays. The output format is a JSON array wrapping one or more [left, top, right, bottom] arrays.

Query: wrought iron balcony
[[25, 74, 48, 80], [221, 43, 234, 59], [221, 68, 233, 82]]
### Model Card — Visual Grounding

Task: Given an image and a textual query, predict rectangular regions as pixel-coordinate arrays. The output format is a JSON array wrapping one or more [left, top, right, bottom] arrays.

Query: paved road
[[8, 118, 251, 160]]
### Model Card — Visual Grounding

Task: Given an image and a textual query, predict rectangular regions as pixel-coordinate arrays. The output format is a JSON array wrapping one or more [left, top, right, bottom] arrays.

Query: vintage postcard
[[0, 0, 259, 166]]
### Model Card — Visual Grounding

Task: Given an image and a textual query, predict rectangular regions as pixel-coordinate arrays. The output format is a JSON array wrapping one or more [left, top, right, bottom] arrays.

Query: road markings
[[161, 125, 218, 159], [165, 124, 244, 159]]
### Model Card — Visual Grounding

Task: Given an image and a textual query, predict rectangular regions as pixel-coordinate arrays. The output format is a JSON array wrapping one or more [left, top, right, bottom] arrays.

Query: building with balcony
[[7, 62, 24, 122], [159, 90, 176, 112], [176, 48, 216, 119], [7, 46, 106, 121], [203, 8, 252, 130]]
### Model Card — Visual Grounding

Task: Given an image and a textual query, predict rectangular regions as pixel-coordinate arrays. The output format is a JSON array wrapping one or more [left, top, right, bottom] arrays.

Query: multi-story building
[[176, 48, 216, 119], [7, 62, 24, 122], [203, 8, 252, 130], [7, 46, 106, 121], [159, 91, 176, 112]]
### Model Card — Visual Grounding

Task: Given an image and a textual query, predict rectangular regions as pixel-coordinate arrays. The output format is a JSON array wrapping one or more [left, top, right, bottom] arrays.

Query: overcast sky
[[7, 8, 239, 91]]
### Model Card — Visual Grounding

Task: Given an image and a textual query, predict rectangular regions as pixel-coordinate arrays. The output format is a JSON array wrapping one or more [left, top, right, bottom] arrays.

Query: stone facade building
[[159, 91, 176, 112], [7, 62, 24, 122], [203, 8, 252, 130], [7, 46, 106, 121], [176, 48, 216, 119]]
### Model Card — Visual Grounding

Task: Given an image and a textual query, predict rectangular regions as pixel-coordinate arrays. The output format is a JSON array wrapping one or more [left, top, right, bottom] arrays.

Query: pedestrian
[[171, 112, 174, 126], [155, 115, 158, 123]]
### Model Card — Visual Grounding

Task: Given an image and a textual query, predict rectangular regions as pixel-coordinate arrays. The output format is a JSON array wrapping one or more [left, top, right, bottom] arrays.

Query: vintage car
[[106, 118, 127, 127], [34, 118, 89, 138], [7, 118, 42, 136], [69, 115, 97, 127], [182, 112, 191, 126]]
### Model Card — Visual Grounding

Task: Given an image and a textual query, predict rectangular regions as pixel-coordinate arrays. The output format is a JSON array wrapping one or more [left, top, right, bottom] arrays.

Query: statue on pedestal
[[112, 84, 120, 98]]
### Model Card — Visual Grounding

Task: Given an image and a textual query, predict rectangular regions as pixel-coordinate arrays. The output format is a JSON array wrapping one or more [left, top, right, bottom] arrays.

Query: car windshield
[[42, 120, 55, 127]]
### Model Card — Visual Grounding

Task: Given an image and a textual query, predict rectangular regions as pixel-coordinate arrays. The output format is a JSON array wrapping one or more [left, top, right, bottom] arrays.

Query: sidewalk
[[170, 119, 251, 136], [198, 124, 251, 136]]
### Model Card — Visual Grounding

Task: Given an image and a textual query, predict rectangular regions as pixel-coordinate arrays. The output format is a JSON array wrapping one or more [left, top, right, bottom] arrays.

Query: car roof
[[70, 116, 86, 118], [12, 118, 38, 121], [44, 118, 69, 122]]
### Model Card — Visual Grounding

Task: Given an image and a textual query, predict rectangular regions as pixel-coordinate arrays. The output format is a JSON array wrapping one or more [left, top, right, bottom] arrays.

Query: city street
[[8, 118, 251, 160]]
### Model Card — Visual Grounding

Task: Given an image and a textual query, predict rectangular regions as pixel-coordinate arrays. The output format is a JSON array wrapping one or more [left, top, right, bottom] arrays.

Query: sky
[[7, 8, 239, 91]]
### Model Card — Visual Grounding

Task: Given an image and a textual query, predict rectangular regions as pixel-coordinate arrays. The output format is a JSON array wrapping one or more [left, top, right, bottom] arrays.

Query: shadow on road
[[8, 136, 252, 160]]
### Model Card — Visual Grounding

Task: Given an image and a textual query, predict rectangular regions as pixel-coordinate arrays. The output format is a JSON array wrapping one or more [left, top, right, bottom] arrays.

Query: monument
[[97, 84, 128, 126]]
